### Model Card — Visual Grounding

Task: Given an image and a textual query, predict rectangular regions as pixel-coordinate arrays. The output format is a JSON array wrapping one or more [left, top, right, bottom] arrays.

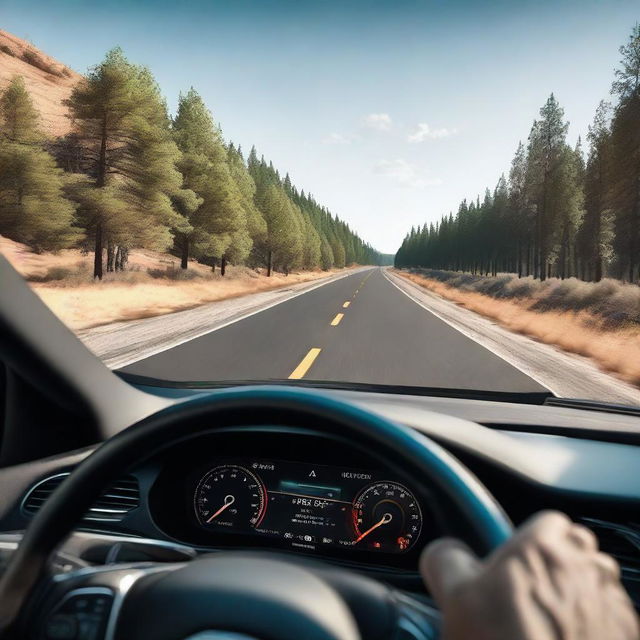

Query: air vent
[[581, 518, 640, 571], [22, 473, 140, 522], [581, 517, 640, 608]]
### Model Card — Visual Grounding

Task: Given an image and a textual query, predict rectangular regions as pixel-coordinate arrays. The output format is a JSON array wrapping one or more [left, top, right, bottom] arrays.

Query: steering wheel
[[0, 387, 512, 639]]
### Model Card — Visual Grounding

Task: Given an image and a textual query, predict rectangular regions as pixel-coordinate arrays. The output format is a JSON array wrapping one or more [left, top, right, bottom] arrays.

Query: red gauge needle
[[206, 494, 235, 523], [354, 512, 393, 544]]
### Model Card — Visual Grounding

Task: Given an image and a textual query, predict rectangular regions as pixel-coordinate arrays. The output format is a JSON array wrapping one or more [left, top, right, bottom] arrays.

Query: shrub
[[47, 266, 74, 280], [27, 266, 74, 282], [22, 49, 65, 77], [147, 267, 200, 281], [0, 44, 15, 57], [412, 268, 640, 328]]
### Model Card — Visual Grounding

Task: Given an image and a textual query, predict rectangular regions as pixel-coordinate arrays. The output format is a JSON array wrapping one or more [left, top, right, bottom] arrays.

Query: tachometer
[[194, 465, 267, 530], [352, 481, 422, 553]]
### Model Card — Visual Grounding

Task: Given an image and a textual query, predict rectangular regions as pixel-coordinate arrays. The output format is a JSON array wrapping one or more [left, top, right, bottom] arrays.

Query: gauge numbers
[[194, 465, 267, 530], [352, 481, 422, 553]]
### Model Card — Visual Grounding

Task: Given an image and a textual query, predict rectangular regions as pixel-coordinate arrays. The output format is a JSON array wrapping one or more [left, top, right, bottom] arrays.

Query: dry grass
[[21, 48, 68, 77], [0, 30, 81, 137], [34, 268, 338, 331], [1, 236, 343, 331], [395, 269, 640, 386], [416, 269, 640, 328], [0, 235, 214, 283]]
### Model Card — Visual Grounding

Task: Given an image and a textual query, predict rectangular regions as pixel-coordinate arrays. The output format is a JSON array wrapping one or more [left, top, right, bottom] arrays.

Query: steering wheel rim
[[0, 386, 512, 637]]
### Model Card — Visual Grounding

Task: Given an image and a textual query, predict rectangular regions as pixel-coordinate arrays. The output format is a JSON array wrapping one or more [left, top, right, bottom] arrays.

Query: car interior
[[1, 253, 639, 639]]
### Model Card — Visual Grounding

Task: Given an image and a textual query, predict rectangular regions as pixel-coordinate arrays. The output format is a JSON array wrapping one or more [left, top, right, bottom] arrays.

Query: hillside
[[0, 30, 81, 137]]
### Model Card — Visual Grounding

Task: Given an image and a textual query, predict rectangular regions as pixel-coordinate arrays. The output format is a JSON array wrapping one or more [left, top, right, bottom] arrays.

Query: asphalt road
[[121, 267, 548, 393]]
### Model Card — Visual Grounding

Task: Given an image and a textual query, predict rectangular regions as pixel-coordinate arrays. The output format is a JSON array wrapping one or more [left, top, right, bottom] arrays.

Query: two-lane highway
[[121, 267, 547, 392]]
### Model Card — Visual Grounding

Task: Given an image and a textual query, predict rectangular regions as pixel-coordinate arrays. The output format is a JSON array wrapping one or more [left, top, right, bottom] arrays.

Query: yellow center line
[[343, 301, 350, 308], [330, 313, 344, 326], [358, 270, 374, 289], [288, 348, 321, 379]]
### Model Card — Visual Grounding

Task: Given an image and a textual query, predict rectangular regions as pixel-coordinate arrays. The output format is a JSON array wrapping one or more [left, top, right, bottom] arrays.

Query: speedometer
[[352, 481, 422, 553], [194, 465, 267, 530]]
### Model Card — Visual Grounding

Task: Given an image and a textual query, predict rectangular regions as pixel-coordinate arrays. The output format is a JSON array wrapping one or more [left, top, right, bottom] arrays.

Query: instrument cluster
[[147, 430, 440, 567], [192, 458, 423, 555]]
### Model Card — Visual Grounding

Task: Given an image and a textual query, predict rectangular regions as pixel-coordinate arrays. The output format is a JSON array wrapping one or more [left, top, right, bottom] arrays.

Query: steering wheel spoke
[[34, 563, 180, 640]]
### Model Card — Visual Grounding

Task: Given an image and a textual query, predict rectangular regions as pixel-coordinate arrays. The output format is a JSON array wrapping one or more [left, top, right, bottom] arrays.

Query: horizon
[[2, 0, 639, 253]]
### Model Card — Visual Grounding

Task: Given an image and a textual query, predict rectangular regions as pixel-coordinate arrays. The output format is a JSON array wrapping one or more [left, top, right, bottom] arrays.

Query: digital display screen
[[193, 458, 423, 554]]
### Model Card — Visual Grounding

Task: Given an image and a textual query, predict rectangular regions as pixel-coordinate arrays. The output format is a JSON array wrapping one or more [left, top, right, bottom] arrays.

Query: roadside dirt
[[36, 268, 345, 331]]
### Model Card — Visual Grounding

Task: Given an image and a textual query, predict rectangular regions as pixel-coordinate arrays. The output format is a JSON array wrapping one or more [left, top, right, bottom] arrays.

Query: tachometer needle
[[354, 512, 392, 544], [206, 494, 235, 523]]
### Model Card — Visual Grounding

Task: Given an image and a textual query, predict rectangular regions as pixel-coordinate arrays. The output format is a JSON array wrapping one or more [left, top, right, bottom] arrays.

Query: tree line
[[396, 24, 640, 283], [0, 48, 388, 279]]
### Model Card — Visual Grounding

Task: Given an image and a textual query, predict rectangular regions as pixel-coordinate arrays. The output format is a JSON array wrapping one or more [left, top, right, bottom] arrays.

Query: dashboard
[[2, 387, 640, 598]]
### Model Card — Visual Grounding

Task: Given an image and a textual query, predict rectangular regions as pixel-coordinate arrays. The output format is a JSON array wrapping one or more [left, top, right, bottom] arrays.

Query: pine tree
[[609, 24, 640, 281], [65, 48, 188, 278], [171, 94, 246, 273], [1, 75, 40, 143], [525, 94, 570, 280], [0, 76, 79, 251], [328, 229, 346, 269], [226, 143, 266, 269], [256, 184, 299, 276], [578, 102, 614, 280], [301, 212, 322, 269], [491, 176, 509, 276], [554, 143, 584, 278], [508, 142, 532, 276], [122, 68, 191, 259], [193, 139, 244, 271], [319, 233, 334, 270], [171, 88, 221, 268]]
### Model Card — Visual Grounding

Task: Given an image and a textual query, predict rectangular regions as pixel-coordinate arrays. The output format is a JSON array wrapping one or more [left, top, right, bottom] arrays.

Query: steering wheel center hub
[[115, 554, 359, 640]]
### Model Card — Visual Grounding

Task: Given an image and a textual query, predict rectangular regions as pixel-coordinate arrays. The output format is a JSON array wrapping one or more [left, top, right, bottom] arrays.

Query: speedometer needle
[[206, 494, 235, 523], [354, 512, 393, 544]]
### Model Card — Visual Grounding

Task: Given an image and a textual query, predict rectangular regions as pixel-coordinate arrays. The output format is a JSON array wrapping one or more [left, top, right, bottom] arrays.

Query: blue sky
[[2, 0, 638, 253]]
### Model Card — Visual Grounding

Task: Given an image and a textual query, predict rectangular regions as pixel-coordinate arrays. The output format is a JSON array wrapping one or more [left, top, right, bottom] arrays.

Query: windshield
[[1, 1, 640, 406]]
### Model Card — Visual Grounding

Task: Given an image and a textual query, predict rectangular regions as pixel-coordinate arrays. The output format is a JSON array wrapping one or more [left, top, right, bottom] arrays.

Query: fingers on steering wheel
[[567, 523, 598, 552], [594, 551, 622, 582], [420, 538, 481, 605], [521, 511, 573, 540]]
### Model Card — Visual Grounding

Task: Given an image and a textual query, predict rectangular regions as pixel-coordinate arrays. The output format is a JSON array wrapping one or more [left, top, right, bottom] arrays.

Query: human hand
[[420, 511, 639, 640]]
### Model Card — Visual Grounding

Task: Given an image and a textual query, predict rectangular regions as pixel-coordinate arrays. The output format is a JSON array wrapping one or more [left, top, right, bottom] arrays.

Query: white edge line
[[383, 269, 562, 397], [110, 267, 375, 370]]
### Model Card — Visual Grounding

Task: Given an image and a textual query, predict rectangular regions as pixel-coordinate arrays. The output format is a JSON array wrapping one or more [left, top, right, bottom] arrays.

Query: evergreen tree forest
[[0, 48, 387, 279], [396, 24, 640, 284]]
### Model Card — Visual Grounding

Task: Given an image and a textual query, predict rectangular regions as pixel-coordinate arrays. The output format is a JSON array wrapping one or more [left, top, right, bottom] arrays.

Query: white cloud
[[362, 113, 392, 131], [373, 158, 442, 189], [322, 132, 353, 145], [408, 123, 458, 143]]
